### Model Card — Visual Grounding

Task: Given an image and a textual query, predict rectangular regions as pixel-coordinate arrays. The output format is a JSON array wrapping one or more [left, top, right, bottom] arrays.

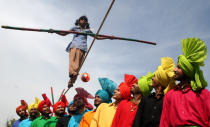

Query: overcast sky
[[0, 0, 210, 126]]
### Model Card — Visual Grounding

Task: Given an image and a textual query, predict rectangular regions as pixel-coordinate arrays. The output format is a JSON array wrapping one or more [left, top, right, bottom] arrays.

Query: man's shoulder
[[199, 88, 210, 98], [49, 116, 57, 121], [31, 116, 42, 122], [201, 88, 210, 93], [83, 110, 95, 118], [12, 119, 21, 126], [96, 103, 110, 111], [21, 118, 30, 123], [99, 103, 109, 107], [165, 88, 177, 95], [121, 99, 129, 103], [13, 119, 20, 123], [118, 99, 129, 105], [19, 118, 31, 127], [84, 110, 94, 115]]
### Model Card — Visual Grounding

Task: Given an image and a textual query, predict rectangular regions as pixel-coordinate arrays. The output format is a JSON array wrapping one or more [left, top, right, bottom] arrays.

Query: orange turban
[[16, 100, 28, 116]]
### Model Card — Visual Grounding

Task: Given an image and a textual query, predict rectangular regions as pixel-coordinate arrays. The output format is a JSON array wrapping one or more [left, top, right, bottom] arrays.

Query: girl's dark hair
[[75, 15, 90, 29]]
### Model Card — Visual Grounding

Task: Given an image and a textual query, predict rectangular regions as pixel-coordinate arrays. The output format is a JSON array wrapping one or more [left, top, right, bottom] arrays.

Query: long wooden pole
[[1, 25, 156, 45]]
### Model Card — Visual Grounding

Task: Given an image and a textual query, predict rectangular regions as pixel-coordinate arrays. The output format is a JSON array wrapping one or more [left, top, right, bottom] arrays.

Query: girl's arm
[[87, 29, 109, 40], [48, 29, 69, 36], [49, 27, 77, 36], [55, 32, 69, 36]]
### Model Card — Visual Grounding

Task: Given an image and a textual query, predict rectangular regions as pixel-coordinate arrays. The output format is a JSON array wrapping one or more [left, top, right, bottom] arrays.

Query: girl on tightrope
[[54, 16, 109, 88]]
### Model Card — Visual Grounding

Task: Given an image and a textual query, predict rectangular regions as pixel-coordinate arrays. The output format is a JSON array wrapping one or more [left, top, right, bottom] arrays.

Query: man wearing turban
[[31, 94, 57, 127], [12, 100, 28, 127], [111, 74, 143, 127], [79, 77, 117, 127], [90, 74, 135, 127], [53, 95, 68, 118], [56, 101, 77, 127], [19, 97, 41, 127], [132, 57, 175, 127], [160, 38, 210, 127], [68, 87, 94, 127]]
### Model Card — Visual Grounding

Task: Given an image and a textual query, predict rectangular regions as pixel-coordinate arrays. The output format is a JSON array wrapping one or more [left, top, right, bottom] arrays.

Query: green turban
[[178, 38, 207, 91], [138, 72, 154, 96]]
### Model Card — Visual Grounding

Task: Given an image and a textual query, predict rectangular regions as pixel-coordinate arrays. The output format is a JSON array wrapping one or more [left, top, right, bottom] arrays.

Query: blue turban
[[95, 78, 117, 103], [67, 101, 74, 113]]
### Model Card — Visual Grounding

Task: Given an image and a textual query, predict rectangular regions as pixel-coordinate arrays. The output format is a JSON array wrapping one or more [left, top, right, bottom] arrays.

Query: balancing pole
[[1, 25, 156, 45]]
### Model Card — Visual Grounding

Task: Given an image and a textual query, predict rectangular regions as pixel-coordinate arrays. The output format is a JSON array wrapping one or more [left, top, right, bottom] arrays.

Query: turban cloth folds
[[178, 38, 207, 91], [38, 94, 52, 112], [119, 74, 138, 99], [138, 72, 154, 96], [16, 100, 28, 116], [74, 87, 94, 110], [95, 78, 117, 103], [28, 97, 41, 116], [53, 95, 68, 113], [67, 101, 74, 113], [155, 57, 176, 94]]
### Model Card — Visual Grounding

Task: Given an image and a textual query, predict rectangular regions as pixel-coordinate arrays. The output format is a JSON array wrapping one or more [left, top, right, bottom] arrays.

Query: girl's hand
[[48, 29, 54, 33]]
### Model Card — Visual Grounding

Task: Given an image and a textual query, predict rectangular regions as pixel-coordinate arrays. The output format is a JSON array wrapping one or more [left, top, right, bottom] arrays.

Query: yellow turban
[[155, 57, 176, 94], [28, 97, 41, 116]]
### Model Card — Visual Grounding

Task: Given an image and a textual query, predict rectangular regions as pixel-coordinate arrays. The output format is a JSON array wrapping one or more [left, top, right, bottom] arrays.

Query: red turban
[[74, 87, 94, 110], [119, 74, 138, 99], [53, 95, 69, 113], [38, 94, 52, 112], [16, 100, 28, 116]]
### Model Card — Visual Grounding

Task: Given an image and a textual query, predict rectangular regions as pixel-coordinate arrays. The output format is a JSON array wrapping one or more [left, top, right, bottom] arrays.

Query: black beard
[[30, 113, 38, 118], [131, 90, 135, 94], [76, 104, 85, 109], [69, 110, 77, 115], [55, 112, 65, 117], [131, 89, 141, 95], [41, 112, 50, 117], [174, 76, 181, 81], [94, 103, 100, 107]]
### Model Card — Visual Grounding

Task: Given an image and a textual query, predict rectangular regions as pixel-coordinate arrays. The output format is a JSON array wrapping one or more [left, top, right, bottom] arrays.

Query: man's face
[[152, 76, 160, 88], [112, 88, 122, 101], [42, 104, 51, 115], [94, 94, 103, 107], [68, 104, 77, 115], [29, 107, 38, 117], [74, 97, 85, 108], [55, 105, 65, 115], [174, 65, 185, 81], [18, 108, 26, 117], [131, 82, 140, 94]]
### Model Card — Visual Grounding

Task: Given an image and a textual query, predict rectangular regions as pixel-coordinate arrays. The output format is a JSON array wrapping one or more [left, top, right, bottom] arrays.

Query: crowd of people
[[12, 37, 209, 127]]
